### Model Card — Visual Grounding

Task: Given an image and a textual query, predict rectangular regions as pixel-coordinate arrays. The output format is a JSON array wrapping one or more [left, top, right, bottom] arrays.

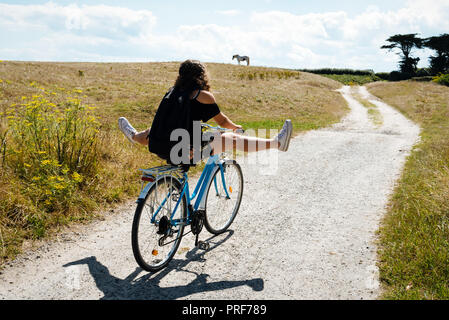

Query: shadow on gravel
[[63, 230, 264, 300]]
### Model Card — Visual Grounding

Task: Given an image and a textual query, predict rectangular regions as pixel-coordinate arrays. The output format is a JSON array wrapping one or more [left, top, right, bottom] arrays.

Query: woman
[[118, 60, 292, 162]]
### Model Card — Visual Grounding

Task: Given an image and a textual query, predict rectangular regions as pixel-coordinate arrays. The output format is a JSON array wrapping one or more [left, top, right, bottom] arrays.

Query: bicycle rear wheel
[[132, 175, 186, 272], [204, 161, 243, 235]]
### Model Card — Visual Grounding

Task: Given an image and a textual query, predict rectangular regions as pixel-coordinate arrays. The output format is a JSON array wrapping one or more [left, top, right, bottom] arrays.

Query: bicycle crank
[[191, 210, 205, 235]]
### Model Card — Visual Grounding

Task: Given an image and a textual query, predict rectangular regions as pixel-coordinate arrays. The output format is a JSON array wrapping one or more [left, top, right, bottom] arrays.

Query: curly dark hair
[[174, 60, 211, 92]]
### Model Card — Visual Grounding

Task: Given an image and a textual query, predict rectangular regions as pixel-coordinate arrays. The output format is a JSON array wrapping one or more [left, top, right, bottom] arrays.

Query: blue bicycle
[[131, 124, 244, 272]]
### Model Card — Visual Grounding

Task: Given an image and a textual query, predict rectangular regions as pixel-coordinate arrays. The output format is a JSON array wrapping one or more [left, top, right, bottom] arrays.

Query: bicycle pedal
[[196, 241, 210, 251]]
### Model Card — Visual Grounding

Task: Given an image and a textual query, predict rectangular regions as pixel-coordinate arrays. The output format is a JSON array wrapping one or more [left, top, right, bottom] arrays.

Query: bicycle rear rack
[[139, 165, 184, 182]]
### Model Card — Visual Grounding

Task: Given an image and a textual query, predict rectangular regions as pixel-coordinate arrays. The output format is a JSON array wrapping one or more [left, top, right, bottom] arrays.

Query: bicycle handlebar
[[201, 123, 245, 135]]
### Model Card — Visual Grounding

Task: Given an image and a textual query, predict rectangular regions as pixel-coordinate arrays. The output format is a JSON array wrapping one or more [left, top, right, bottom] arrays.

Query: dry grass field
[[0, 61, 347, 264], [367, 81, 449, 299]]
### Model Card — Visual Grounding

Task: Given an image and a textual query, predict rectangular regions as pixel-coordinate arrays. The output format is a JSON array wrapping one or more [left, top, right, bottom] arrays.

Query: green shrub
[[416, 68, 432, 77], [433, 74, 449, 86], [375, 72, 391, 81], [1, 89, 100, 211], [411, 76, 434, 82], [298, 68, 375, 76], [389, 71, 409, 81]]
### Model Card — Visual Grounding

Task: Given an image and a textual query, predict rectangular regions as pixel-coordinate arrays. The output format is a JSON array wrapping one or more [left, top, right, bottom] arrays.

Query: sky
[[1, 0, 449, 72]]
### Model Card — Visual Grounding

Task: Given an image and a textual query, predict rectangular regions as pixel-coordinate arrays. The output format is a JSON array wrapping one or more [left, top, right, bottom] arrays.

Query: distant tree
[[381, 34, 423, 78], [424, 34, 449, 75]]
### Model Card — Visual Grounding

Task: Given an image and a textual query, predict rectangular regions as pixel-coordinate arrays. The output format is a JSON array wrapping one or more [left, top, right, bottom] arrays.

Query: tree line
[[381, 33, 449, 80], [297, 68, 375, 76]]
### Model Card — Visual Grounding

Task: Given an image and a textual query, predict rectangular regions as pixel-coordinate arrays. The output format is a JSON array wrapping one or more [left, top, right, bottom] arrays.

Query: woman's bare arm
[[197, 91, 242, 131], [213, 112, 241, 131]]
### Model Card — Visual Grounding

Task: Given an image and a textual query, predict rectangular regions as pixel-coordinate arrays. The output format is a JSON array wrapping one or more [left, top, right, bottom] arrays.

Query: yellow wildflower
[[41, 159, 51, 165], [72, 172, 83, 183], [24, 163, 31, 168], [52, 160, 62, 167], [54, 184, 64, 190]]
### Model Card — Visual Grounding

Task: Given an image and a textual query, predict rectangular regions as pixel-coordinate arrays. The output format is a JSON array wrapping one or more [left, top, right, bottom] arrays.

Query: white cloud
[[0, 2, 156, 40], [1, 1, 448, 70], [341, 0, 449, 40], [217, 10, 241, 17]]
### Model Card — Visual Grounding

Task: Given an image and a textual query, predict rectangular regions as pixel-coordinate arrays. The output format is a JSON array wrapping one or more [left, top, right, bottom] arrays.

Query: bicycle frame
[[138, 153, 232, 229]]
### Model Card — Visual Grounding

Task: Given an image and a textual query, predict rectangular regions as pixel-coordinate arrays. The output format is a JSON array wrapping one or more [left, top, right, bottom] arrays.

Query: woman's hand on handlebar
[[233, 125, 244, 134]]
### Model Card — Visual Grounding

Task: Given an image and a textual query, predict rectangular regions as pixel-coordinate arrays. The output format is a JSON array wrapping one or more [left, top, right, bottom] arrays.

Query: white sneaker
[[275, 120, 293, 152], [118, 117, 137, 144]]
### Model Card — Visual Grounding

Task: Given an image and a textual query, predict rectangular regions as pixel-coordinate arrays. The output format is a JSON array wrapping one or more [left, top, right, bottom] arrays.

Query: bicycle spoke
[[205, 162, 243, 234]]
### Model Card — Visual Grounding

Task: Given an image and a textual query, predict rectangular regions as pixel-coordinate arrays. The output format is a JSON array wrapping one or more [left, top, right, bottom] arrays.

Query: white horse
[[233, 55, 250, 66]]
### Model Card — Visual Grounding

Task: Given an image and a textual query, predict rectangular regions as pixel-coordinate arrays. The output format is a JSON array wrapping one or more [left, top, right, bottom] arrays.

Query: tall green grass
[[367, 81, 449, 300], [0, 85, 102, 246]]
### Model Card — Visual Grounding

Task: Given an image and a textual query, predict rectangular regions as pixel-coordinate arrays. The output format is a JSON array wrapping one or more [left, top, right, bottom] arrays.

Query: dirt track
[[0, 86, 420, 300]]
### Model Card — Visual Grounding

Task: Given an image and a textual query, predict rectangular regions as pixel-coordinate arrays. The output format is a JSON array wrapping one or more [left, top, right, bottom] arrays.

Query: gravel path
[[0, 86, 420, 300]]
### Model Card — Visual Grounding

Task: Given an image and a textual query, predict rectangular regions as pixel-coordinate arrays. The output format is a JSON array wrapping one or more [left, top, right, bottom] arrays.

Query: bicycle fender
[[137, 174, 184, 202], [137, 181, 156, 202]]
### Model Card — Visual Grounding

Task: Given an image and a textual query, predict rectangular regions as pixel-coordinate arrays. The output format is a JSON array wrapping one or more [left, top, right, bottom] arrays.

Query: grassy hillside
[[367, 81, 449, 299], [0, 61, 347, 265]]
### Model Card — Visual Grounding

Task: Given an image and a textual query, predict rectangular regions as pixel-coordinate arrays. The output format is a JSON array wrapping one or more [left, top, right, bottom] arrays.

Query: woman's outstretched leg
[[133, 129, 150, 145], [212, 119, 293, 154], [212, 132, 277, 154], [118, 117, 150, 146]]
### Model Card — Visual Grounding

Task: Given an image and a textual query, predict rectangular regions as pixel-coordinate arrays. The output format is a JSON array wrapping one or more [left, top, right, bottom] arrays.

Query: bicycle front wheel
[[205, 161, 243, 235], [132, 175, 186, 272]]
